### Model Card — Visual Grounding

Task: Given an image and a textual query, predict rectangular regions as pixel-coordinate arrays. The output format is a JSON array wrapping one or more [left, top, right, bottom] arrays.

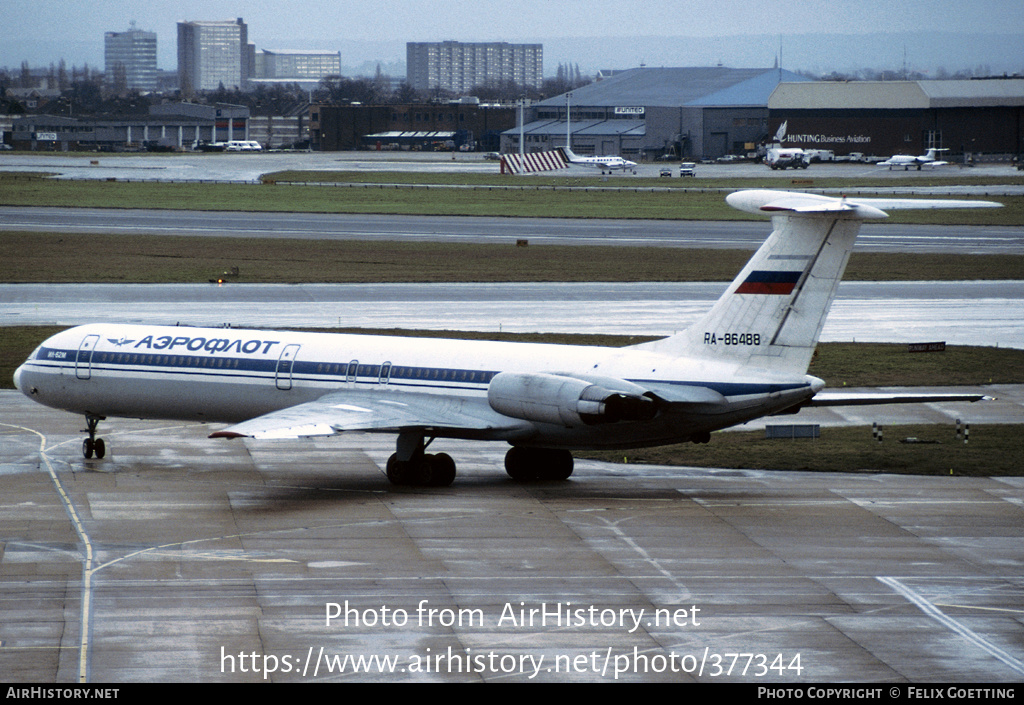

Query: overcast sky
[[4, 0, 1023, 74]]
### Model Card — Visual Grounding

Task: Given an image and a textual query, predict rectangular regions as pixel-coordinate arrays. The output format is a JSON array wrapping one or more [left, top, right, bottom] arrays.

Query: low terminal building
[[11, 103, 250, 151], [311, 101, 517, 151], [766, 79, 1024, 159]]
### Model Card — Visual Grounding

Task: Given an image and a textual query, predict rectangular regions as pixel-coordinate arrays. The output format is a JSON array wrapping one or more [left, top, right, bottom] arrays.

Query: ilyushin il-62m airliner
[[14, 190, 999, 487]]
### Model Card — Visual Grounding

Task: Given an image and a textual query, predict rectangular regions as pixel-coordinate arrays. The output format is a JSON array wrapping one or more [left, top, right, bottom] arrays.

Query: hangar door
[[707, 132, 728, 158]]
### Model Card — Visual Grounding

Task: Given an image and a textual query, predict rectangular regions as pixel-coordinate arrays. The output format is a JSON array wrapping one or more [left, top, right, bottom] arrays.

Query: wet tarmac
[[4, 281, 1024, 349], [1, 390, 1022, 683]]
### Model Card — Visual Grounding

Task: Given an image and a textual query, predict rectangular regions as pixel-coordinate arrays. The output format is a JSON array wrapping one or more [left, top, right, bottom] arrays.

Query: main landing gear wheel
[[504, 446, 574, 482], [82, 414, 107, 459], [386, 452, 457, 487]]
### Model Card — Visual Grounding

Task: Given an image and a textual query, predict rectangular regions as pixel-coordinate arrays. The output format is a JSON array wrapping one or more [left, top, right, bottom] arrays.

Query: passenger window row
[[82, 350, 495, 384]]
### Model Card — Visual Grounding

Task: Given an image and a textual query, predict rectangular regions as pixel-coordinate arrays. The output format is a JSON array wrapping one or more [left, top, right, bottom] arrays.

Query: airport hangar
[[499, 69, 1024, 162], [308, 67, 811, 158], [500, 66, 813, 161], [766, 78, 1024, 161]]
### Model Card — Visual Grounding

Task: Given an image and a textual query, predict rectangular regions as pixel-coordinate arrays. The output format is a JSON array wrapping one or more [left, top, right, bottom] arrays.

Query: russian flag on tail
[[500, 150, 569, 174], [735, 270, 802, 295]]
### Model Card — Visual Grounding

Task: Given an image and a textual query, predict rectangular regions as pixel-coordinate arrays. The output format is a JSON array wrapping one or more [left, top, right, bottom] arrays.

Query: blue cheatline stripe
[[35, 347, 810, 399], [635, 379, 808, 397]]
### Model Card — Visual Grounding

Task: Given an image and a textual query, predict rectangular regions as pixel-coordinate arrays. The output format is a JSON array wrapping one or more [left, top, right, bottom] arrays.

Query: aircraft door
[[275, 344, 301, 390], [76, 334, 100, 380]]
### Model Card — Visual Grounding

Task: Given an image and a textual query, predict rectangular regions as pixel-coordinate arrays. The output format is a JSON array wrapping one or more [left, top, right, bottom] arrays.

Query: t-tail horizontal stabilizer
[[634, 190, 1002, 375]]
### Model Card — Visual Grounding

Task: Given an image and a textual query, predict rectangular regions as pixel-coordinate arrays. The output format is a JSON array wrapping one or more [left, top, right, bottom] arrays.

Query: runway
[[3, 206, 1023, 254], [1, 390, 1021, 683]]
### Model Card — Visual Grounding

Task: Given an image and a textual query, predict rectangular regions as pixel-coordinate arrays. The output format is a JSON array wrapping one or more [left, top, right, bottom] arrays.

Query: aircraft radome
[[13, 190, 999, 487]]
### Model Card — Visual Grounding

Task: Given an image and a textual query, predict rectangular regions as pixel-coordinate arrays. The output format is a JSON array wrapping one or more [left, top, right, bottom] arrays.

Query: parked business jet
[[14, 191, 998, 487], [556, 146, 637, 174], [878, 148, 950, 170]]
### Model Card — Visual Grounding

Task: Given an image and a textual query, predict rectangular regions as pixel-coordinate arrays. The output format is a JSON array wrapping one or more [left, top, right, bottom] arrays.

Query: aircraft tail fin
[[633, 190, 1001, 375], [557, 145, 580, 163]]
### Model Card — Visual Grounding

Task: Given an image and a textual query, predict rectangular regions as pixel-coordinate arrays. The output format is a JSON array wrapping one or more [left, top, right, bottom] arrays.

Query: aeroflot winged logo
[[107, 337, 136, 347], [735, 270, 801, 295], [130, 334, 282, 355]]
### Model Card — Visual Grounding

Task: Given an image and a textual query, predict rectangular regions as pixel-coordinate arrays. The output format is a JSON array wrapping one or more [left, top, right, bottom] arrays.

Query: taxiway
[[3, 150, 1024, 186], [1, 390, 1021, 683]]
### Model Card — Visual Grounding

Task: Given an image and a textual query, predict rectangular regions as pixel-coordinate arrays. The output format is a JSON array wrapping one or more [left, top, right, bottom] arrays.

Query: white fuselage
[[573, 155, 636, 171], [879, 149, 948, 170], [14, 322, 817, 450]]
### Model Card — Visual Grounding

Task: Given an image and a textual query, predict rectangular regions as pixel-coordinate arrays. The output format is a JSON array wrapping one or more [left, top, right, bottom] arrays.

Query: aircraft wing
[[806, 391, 992, 407], [210, 389, 531, 440]]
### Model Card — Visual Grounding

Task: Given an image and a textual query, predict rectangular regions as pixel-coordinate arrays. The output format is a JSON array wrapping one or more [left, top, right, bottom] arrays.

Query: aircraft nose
[[13, 364, 23, 391]]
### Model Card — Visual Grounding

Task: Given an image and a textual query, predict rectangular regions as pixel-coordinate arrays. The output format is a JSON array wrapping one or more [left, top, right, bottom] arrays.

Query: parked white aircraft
[[878, 148, 950, 170], [557, 146, 637, 174], [14, 191, 998, 487]]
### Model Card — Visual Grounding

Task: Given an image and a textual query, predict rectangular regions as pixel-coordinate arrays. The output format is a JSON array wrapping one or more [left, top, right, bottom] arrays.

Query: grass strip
[[1, 172, 1021, 225], [3, 231, 1022, 283], [262, 168, 1024, 190], [580, 424, 1021, 476]]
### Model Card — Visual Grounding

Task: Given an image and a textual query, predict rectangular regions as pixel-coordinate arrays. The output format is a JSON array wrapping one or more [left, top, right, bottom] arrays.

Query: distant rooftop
[[259, 49, 341, 56], [769, 78, 1024, 110], [540, 67, 812, 108]]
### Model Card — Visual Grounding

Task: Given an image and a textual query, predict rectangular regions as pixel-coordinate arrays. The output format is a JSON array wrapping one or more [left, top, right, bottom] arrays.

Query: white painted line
[[879, 576, 1024, 676]]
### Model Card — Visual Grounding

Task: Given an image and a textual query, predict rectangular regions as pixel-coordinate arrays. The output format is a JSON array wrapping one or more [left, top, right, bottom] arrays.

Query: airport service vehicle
[[766, 148, 809, 169], [14, 191, 998, 487]]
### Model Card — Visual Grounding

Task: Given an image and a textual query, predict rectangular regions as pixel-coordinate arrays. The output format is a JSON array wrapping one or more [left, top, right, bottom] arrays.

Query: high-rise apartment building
[[105, 27, 158, 91], [407, 41, 543, 94], [177, 18, 250, 92]]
